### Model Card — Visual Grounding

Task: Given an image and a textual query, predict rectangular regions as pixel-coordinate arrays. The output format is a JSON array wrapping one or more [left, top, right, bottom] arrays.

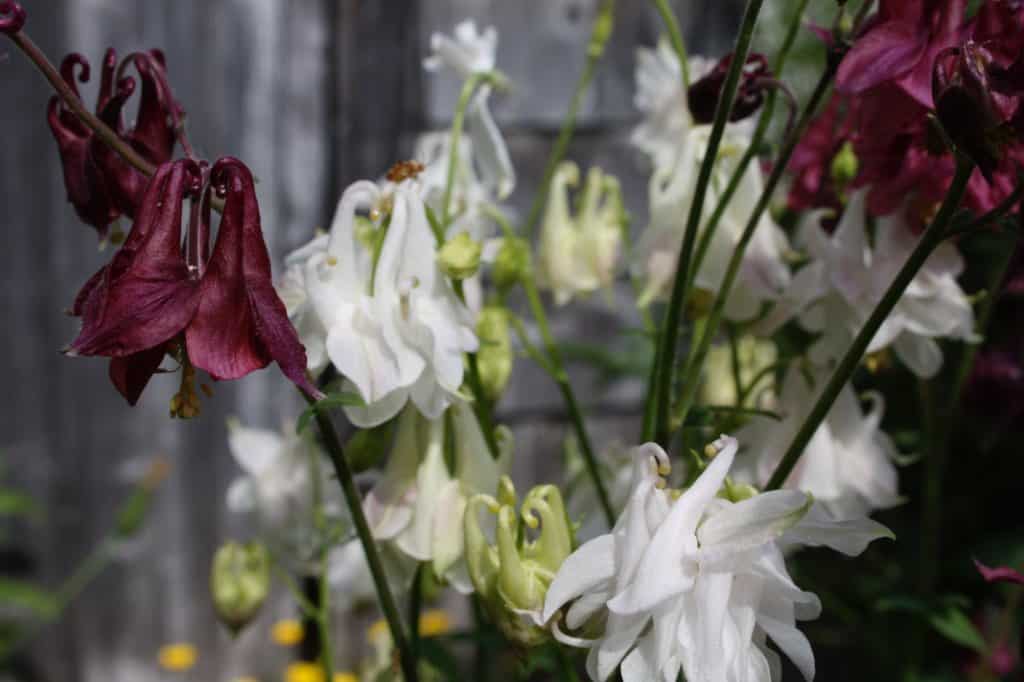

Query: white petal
[[542, 534, 616, 622], [759, 614, 815, 681], [467, 89, 515, 199], [783, 502, 894, 556], [698, 490, 812, 562], [893, 333, 943, 378]]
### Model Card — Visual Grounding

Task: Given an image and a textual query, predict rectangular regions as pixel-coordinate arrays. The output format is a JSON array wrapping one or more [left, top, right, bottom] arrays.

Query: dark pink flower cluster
[[47, 48, 185, 239], [67, 158, 322, 405], [789, 0, 1024, 221]]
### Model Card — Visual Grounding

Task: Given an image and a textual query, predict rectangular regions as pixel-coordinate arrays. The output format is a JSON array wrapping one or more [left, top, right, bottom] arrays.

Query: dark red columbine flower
[[67, 157, 322, 408], [47, 48, 185, 240], [687, 53, 770, 125], [786, 98, 856, 213], [837, 0, 970, 106], [0, 1, 26, 34]]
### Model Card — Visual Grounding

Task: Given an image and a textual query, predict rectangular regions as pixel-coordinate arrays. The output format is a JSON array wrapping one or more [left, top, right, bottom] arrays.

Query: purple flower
[[975, 558, 1024, 585], [687, 52, 770, 125], [68, 158, 321, 407], [46, 48, 184, 239]]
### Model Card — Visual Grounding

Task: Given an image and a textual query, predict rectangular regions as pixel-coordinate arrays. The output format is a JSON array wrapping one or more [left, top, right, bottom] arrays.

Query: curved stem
[[766, 156, 974, 490], [6, 29, 155, 176], [520, 0, 616, 241], [650, 0, 768, 447], [671, 62, 838, 433], [441, 72, 490, 228], [919, 230, 1019, 592], [306, 395, 419, 682], [651, 0, 691, 89], [522, 277, 615, 526]]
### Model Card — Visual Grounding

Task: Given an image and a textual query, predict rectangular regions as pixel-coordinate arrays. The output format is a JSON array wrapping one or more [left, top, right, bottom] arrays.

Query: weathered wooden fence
[[0, 1, 742, 679]]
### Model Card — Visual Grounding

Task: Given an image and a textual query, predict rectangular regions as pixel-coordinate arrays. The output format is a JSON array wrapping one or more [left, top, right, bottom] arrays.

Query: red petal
[[70, 161, 200, 357], [187, 158, 320, 397], [837, 23, 928, 94], [975, 559, 1024, 585], [109, 344, 167, 405]]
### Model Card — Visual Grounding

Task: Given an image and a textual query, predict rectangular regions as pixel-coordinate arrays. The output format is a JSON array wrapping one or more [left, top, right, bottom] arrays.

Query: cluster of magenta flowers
[[2, 1, 319, 409], [790, 0, 1024, 221]]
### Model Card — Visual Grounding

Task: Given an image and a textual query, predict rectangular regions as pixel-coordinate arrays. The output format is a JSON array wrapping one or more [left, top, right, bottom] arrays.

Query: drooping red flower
[[687, 52, 770, 125], [46, 48, 185, 239], [68, 158, 322, 407], [837, 0, 970, 107]]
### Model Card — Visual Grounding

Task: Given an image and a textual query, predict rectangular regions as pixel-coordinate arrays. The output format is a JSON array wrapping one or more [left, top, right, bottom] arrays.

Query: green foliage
[[876, 595, 988, 654], [296, 391, 365, 434]]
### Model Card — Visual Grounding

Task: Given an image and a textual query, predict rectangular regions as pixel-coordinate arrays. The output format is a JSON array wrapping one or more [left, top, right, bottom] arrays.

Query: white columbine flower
[[543, 436, 892, 682], [735, 367, 902, 519], [771, 189, 977, 378], [363, 402, 511, 593], [424, 20, 515, 200], [635, 124, 792, 320], [285, 177, 478, 426], [538, 162, 625, 305]]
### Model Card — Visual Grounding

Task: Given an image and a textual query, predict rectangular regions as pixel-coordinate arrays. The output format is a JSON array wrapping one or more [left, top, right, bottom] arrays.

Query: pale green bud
[[476, 306, 513, 401], [492, 236, 531, 291], [830, 141, 859, 190], [437, 232, 482, 280], [587, 2, 615, 58], [210, 541, 271, 635]]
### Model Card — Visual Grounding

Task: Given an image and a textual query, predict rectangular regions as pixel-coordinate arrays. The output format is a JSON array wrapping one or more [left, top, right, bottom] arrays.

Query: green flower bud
[[492, 236, 531, 291], [210, 541, 271, 635], [437, 232, 482, 280], [830, 141, 859, 190], [476, 306, 513, 401], [587, 3, 615, 58]]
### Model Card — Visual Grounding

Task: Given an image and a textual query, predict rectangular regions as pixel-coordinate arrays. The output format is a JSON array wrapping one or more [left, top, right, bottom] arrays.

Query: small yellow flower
[[157, 643, 197, 672], [418, 609, 451, 638], [271, 619, 305, 647], [284, 662, 323, 682]]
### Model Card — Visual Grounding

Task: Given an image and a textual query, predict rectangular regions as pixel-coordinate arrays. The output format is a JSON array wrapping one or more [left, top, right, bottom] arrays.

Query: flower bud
[[475, 306, 513, 400], [0, 2, 27, 34], [492, 236, 531, 291], [829, 141, 859, 190], [688, 53, 771, 125], [933, 42, 1006, 180], [463, 480, 573, 646], [437, 231, 482, 280], [587, 2, 615, 59], [210, 541, 271, 635]]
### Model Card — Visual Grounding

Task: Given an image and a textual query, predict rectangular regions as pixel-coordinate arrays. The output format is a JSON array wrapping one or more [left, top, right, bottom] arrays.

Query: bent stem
[[671, 61, 838, 433], [520, 0, 616, 241], [650, 0, 767, 448], [766, 156, 974, 490], [306, 396, 419, 682], [522, 276, 615, 526], [919, 230, 1020, 593], [651, 0, 691, 89]]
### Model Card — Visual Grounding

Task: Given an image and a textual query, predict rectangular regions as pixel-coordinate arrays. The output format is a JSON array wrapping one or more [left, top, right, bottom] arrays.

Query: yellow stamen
[[418, 609, 451, 638]]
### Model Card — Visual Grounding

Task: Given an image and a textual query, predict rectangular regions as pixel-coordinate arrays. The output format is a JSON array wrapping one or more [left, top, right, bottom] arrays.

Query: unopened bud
[[437, 231, 482, 280], [492, 236, 531, 291], [210, 541, 271, 635], [476, 306, 513, 400], [830, 141, 859, 189], [587, 3, 615, 58]]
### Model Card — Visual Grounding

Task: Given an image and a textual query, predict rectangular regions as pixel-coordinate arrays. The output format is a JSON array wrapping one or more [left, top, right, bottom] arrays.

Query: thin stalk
[[318, 554, 336, 680], [520, 0, 616, 240], [522, 276, 615, 525], [5, 30, 155, 176], [409, 564, 424, 659], [684, 0, 810, 295], [919, 231, 1019, 592], [651, 0, 768, 447], [766, 156, 974, 490], [306, 397, 419, 682], [441, 72, 492, 228], [651, 0, 691, 88], [671, 63, 837, 433]]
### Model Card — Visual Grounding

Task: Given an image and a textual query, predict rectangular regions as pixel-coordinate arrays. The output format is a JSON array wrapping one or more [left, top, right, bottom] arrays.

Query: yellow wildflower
[[157, 643, 197, 672], [271, 619, 304, 647]]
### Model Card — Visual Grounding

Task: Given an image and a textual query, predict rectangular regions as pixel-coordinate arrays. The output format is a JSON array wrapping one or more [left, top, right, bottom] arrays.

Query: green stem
[[766, 156, 974, 490], [520, 0, 616, 241], [651, 0, 691, 88], [318, 554, 336, 680], [684, 0, 810, 295], [306, 397, 419, 682], [670, 63, 838, 433], [650, 0, 768, 447], [442, 72, 492, 228], [522, 276, 615, 525], [919, 230, 1019, 593], [409, 564, 424, 659]]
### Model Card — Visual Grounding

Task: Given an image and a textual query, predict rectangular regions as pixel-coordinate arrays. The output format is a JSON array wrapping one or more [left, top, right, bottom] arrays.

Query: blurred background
[[6, 1, 1020, 682]]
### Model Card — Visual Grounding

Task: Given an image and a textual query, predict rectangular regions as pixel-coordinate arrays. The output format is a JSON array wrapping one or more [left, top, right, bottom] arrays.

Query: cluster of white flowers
[[544, 437, 892, 681]]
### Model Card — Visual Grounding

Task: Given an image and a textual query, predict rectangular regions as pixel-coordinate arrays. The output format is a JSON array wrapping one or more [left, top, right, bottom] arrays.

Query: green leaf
[[296, 392, 365, 434], [0, 578, 58, 619], [0, 491, 39, 519], [876, 595, 987, 654]]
